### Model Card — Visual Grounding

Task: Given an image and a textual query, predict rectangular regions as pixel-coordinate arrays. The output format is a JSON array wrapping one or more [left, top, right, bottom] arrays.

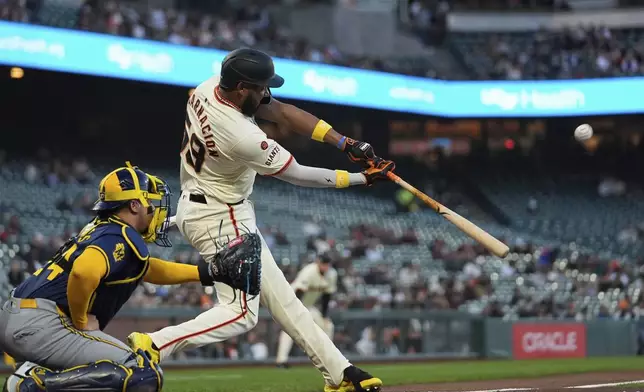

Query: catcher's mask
[[93, 161, 172, 247]]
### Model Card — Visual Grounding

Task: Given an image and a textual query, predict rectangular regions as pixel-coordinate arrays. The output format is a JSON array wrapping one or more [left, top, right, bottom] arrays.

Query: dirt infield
[[386, 371, 644, 392]]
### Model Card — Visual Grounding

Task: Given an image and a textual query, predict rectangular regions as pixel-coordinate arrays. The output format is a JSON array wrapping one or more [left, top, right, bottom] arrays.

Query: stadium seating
[[8, 0, 644, 81], [1, 158, 642, 324], [475, 171, 644, 258], [449, 28, 644, 80]]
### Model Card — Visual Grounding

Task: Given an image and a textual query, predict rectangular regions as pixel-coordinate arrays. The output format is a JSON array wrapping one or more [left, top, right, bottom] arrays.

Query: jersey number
[[181, 115, 206, 173], [33, 263, 64, 281]]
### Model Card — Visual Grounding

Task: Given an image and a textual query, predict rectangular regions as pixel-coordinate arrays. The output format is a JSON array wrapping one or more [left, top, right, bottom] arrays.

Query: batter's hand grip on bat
[[386, 172, 510, 258]]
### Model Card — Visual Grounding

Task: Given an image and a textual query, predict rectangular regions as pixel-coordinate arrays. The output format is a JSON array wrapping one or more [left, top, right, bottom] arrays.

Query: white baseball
[[574, 124, 593, 141]]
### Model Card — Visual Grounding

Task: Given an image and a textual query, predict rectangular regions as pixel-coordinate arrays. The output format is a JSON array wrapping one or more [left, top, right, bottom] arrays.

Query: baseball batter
[[276, 253, 337, 367], [127, 48, 395, 392]]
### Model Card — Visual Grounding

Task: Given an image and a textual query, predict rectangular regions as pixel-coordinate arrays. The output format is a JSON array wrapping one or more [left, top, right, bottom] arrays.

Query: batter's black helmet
[[318, 252, 332, 264], [219, 48, 284, 90]]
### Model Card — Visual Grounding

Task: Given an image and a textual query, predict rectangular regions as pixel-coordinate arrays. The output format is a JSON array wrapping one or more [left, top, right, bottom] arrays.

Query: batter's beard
[[241, 96, 260, 116]]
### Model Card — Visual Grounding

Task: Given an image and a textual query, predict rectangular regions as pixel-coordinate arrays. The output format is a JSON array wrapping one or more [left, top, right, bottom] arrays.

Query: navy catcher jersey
[[13, 216, 150, 329]]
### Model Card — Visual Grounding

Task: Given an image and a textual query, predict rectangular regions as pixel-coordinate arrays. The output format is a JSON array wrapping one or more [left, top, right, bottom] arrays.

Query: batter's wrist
[[352, 173, 367, 186], [336, 136, 347, 150], [311, 120, 332, 142]]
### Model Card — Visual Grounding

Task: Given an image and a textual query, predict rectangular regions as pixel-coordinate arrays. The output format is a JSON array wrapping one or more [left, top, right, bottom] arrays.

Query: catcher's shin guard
[[10, 350, 163, 392]]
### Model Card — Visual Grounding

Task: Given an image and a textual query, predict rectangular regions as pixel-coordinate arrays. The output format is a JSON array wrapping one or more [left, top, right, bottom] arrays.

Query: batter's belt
[[186, 192, 245, 206]]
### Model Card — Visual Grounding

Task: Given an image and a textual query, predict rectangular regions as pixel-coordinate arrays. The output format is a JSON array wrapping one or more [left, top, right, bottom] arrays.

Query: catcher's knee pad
[[21, 351, 163, 392]]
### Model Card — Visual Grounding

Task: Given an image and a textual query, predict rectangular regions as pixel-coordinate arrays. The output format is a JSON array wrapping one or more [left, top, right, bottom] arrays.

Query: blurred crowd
[[2, 153, 644, 360], [0, 0, 429, 77], [484, 25, 644, 80], [7, 203, 644, 359], [4, 0, 644, 81], [449, 0, 571, 10], [3, 155, 644, 320]]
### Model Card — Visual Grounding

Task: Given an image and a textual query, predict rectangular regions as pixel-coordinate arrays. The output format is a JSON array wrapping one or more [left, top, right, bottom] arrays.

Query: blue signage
[[0, 20, 642, 117]]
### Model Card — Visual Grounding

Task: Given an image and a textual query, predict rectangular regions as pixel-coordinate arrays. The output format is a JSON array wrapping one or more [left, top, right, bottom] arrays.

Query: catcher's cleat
[[127, 332, 160, 364], [3, 364, 44, 392], [1, 376, 15, 392], [3, 376, 33, 392], [324, 366, 382, 392]]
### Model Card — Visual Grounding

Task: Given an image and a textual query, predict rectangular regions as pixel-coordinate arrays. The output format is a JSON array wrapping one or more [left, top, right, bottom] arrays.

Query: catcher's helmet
[[93, 162, 173, 247], [219, 48, 284, 90]]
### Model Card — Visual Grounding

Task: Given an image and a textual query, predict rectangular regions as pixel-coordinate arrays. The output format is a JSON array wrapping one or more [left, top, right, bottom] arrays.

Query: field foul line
[[456, 389, 535, 392], [567, 379, 644, 389], [450, 379, 644, 392]]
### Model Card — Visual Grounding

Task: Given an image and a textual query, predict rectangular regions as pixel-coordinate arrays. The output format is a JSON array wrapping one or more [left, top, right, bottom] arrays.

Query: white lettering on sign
[[481, 88, 586, 111], [107, 44, 173, 74], [303, 69, 358, 97], [522, 331, 578, 353]]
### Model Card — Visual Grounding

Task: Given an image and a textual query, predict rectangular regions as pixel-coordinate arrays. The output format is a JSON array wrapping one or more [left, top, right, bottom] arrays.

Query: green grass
[[620, 382, 644, 388], [2, 357, 643, 391]]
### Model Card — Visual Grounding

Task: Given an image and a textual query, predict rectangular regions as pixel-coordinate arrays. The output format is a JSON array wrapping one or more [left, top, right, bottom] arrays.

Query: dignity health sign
[[512, 323, 587, 359], [1, 20, 643, 118]]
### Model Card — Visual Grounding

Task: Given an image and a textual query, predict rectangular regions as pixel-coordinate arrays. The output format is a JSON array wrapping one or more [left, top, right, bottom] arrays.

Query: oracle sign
[[512, 323, 586, 359]]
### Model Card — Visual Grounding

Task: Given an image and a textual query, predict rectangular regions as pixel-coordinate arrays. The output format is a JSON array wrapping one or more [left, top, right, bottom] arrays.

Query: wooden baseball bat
[[387, 172, 510, 258]]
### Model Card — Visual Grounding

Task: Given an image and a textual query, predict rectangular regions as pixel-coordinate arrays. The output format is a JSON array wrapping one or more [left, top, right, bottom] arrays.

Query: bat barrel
[[387, 172, 509, 258]]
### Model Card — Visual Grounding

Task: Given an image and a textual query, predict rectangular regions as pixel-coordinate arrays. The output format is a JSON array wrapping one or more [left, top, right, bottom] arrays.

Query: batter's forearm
[[282, 103, 345, 146], [275, 160, 366, 188], [258, 100, 347, 149], [144, 257, 200, 285]]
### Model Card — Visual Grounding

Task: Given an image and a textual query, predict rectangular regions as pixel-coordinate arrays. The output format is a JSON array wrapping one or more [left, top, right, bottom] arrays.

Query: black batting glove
[[343, 138, 377, 168]]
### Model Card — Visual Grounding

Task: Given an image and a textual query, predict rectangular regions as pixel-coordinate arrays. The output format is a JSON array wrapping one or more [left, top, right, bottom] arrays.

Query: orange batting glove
[[362, 159, 395, 186]]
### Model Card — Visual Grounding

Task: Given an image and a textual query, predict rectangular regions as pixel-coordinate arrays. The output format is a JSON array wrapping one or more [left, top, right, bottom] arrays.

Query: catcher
[[0, 163, 261, 392]]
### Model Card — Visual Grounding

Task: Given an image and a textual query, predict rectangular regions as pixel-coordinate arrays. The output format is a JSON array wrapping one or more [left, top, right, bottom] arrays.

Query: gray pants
[[0, 297, 135, 370]]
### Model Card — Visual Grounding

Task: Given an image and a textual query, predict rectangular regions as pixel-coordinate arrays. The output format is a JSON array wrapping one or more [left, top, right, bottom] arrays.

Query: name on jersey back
[[189, 94, 219, 158]]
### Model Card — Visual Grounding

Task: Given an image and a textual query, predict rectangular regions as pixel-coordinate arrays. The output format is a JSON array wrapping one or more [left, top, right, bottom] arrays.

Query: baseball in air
[[574, 124, 593, 141]]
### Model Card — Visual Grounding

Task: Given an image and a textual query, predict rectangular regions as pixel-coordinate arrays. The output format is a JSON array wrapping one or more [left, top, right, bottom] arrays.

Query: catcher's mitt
[[204, 232, 262, 296]]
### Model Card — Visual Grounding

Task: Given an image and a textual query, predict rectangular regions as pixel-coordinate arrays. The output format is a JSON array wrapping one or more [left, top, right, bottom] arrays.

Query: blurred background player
[[0, 163, 215, 392], [276, 253, 337, 368], [127, 48, 393, 392]]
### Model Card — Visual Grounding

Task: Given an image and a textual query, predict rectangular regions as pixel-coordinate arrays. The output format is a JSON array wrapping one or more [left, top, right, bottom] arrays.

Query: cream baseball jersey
[[180, 75, 294, 203], [291, 263, 338, 308]]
